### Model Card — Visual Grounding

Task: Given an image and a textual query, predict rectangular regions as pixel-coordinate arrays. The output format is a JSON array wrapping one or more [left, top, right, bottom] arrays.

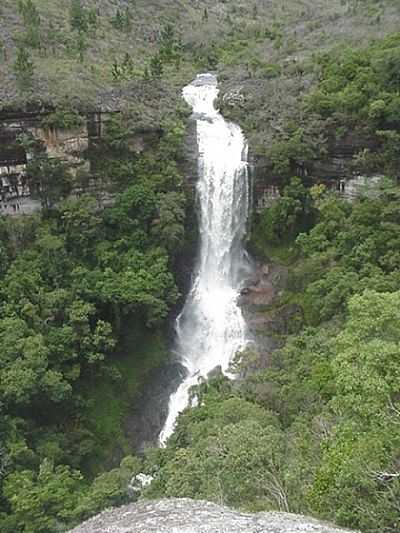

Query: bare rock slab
[[70, 498, 357, 533]]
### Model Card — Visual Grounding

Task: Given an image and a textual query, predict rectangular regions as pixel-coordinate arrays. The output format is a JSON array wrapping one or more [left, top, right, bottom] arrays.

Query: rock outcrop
[[0, 109, 163, 215], [124, 361, 187, 452], [70, 498, 357, 533], [237, 261, 302, 369]]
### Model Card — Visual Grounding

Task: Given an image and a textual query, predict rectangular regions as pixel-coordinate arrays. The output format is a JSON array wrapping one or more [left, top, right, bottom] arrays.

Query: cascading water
[[159, 73, 250, 445]]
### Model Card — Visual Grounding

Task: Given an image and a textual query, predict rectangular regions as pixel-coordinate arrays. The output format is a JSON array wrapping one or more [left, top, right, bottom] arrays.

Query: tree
[[3, 459, 84, 533], [258, 177, 315, 244], [111, 8, 131, 32], [75, 456, 141, 520], [268, 128, 316, 176], [333, 290, 400, 423], [87, 8, 98, 32], [0, 100, 188, 531], [111, 53, 136, 81], [309, 290, 400, 530], [111, 9, 124, 30], [89, 249, 178, 329], [149, 53, 163, 79], [0, 39, 6, 62], [0, 316, 72, 407], [145, 391, 288, 511], [13, 47, 34, 89], [17, 0, 41, 49], [60, 196, 101, 260], [77, 32, 88, 62], [25, 155, 72, 209], [70, 0, 87, 33], [152, 192, 186, 254], [17, 0, 40, 28]]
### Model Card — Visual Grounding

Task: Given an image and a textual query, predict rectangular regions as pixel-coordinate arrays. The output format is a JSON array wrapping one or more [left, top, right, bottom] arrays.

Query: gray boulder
[[70, 498, 357, 533]]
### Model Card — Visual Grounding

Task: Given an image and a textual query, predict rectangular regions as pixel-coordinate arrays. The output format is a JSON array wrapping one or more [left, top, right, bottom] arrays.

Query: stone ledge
[[70, 498, 357, 533]]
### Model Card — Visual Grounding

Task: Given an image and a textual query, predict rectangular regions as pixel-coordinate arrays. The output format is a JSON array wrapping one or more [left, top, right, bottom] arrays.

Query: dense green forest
[[0, 106, 192, 531], [145, 32, 400, 533], [1, 0, 400, 532], [144, 179, 400, 532], [141, 34, 400, 533]]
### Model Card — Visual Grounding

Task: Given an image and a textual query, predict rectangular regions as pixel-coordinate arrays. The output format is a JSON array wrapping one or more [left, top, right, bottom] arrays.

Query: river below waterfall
[[159, 73, 251, 444]]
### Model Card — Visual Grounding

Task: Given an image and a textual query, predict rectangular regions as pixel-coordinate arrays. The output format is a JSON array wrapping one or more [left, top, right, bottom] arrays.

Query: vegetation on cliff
[[142, 28, 400, 533], [146, 178, 400, 533], [0, 1, 400, 533], [0, 107, 190, 532], [259, 31, 400, 181]]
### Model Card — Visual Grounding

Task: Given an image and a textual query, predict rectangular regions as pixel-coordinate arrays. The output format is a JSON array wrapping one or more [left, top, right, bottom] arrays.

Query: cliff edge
[[70, 499, 357, 533]]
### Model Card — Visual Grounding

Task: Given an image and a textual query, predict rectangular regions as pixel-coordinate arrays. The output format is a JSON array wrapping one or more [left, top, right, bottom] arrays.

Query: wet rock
[[240, 283, 275, 308], [181, 114, 199, 188], [238, 261, 293, 370], [221, 88, 246, 109], [127, 473, 154, 498], [70, 498, 358, 533], [124, 361, 187, 453], [207, 365, 223, 380], [239, 262, 288, 310]]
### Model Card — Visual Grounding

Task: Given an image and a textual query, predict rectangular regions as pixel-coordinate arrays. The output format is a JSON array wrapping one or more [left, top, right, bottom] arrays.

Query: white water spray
[[159, 74, 250, 445]]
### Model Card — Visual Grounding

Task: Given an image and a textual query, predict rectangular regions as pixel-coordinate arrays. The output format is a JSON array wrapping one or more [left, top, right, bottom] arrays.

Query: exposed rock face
[[240, 263, 288, 311], [124, 361, 187, 452], [240, 262, 286, 337], [250, 133, 382, 212], [0, 111, 92, 214], [70, 499, 357, 533], [237, 260, 303, 372], [0, 110, 162, 214]]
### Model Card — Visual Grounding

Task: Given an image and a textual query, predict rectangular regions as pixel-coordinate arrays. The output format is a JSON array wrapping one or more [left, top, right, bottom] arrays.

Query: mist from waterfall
[[159, 73, 250, 445]]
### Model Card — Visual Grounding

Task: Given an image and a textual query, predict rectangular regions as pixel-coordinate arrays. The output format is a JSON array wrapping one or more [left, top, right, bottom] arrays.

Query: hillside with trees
[[0, 1, 400, 532]]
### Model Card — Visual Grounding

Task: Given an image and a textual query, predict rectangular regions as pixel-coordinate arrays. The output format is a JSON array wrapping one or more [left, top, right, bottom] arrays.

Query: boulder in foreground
[[70, 498, 357, 533]]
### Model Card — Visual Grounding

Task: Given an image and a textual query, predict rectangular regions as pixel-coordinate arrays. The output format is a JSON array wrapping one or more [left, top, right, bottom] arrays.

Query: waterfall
[[159, 73, 250, 445]]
